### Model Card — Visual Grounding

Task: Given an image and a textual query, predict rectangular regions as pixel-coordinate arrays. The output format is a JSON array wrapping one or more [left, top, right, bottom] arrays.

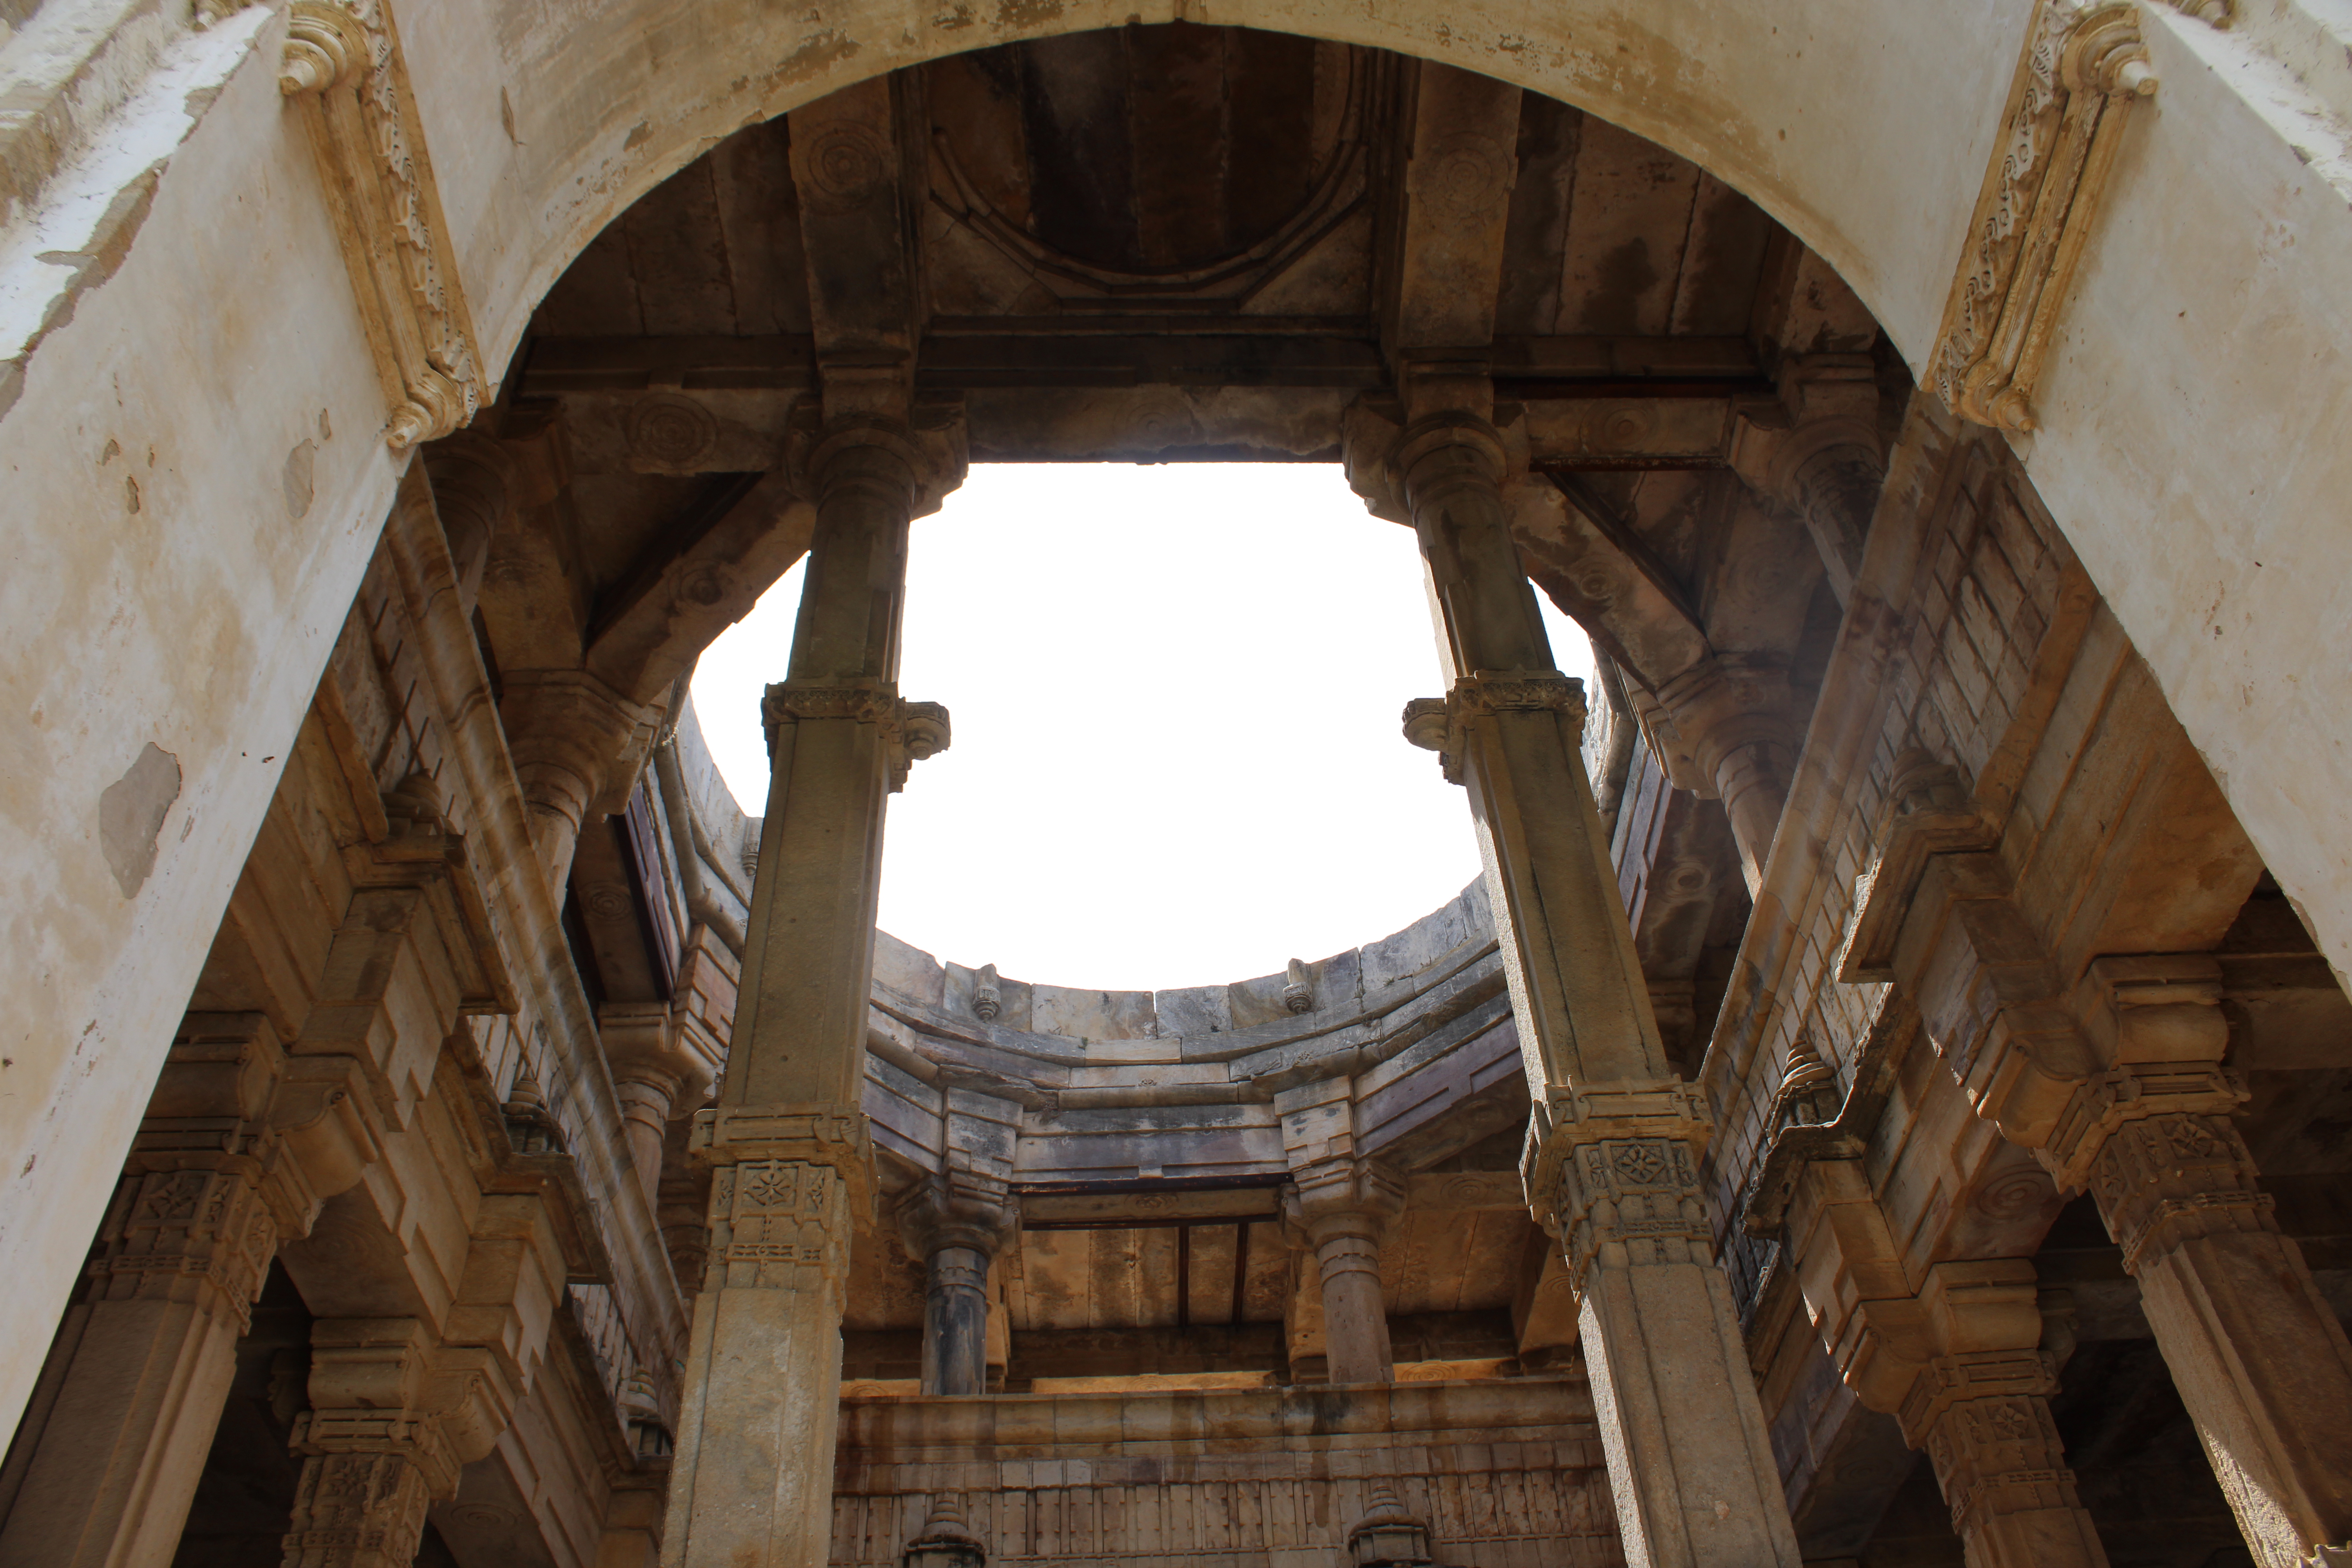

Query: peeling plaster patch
[[994, 0, 1063, 27], [283, 439, 315, 520], [623, 119, 653, 151], [98, 743, 180, 897], [777, 31, 859, 83]]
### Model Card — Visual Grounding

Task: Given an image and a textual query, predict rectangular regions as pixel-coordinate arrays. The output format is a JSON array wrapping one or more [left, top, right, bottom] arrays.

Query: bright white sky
[[690, 463, 1594, 992]]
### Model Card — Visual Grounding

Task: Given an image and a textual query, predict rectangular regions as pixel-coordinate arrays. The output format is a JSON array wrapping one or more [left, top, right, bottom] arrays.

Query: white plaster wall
[[0, 15, 408, 1441], [3, 0, 2351, 1454], [2028, 7, 2352, 984]]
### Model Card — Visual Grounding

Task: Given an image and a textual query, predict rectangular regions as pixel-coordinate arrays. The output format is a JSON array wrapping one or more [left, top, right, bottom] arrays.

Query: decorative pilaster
[[601, 1002, 720, 1205], [1648, 658, 1800, 893], [0, 1014, 381, 1568], [499, 670, 655, 898], [1377, 407, 1802, 1568]]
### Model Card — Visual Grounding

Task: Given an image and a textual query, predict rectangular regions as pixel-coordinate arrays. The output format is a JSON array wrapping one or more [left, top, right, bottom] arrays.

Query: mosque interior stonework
[[5, 1, 2352, 1566]]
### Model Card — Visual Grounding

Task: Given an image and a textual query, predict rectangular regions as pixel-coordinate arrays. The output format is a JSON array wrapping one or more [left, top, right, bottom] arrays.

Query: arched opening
[[7, 4, 2352, 1566]]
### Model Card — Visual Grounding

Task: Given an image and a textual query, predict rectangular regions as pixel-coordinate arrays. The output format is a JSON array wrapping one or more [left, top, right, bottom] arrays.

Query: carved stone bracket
[[280, 0, 484, 448], [761, 679, 951, 792], [1837, 754, 2000, 983], [1931, 0, 2157, 433], [1403, 670, 1586, 784]]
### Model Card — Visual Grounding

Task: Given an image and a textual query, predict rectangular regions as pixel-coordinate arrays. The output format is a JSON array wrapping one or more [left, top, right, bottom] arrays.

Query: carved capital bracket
[[893, 1169, 1020, 1263], [280, 0, 484, 449], [761, 678, 952, 792], [689, 1103, 873, 1291], [1403, 670, 1586, 784], [1288, 1155, 1407, 1246], [1931, 0, 2158, 433], [1519, 1079, 1713, 1288]]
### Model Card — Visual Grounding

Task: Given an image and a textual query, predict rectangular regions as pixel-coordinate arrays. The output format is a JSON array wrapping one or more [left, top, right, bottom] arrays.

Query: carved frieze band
[[1402, 670, 1586, 785], [280, 0, 483, 449], [762, 679, 952, 792], [1931, 0, 2156, 433]]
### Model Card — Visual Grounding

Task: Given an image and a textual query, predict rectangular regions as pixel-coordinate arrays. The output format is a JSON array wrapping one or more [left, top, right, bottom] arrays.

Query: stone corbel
[[761, 679, 951, 793], [279, 0, 484, 449], [1402, 670, 1586, 786], [1838, 753, 2001, 984], [1931, 0, 2158, 433]]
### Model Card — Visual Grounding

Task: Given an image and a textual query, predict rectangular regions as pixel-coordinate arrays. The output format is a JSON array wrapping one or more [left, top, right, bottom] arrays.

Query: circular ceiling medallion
[[796, 122, 893, 216], [627, 394, 717, 468], [1414, 132, 1514, 222]]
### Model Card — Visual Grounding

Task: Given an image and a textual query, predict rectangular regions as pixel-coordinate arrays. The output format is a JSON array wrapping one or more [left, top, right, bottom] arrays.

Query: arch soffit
[[413, 0, 2036, 387]]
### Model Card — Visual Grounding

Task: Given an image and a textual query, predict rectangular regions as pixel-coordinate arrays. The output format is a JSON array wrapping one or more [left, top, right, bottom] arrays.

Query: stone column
[[0, 1014, 375, 1568], [281, 1319, 514, 1568], [1292, 1157, 1404, 1385], [1649, 659, 1797, 894], [499, 669, 653, 899], [1387, 410, 1803, 1568], [601, 1002, 721, 1206], [2043, 959, 2352, 1568], [1782, 1168, 2109, 1568], [662, 419, 952, 1568], [1899, 1351, 2108, 1568], [895, 1175, 1018, 1396]]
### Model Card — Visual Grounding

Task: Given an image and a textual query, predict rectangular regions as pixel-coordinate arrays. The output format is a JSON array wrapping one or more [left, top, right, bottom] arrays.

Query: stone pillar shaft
[[1312, 1230, 1393, 1385], [1290, 1156, 1402, 1386], [1394, 412, 1802, 1568], [895, 1172, 1018, 1398], [665, 421, 944, 1567], [922, 1245, 992, 1397], [2035, 965, 2352, 1567]]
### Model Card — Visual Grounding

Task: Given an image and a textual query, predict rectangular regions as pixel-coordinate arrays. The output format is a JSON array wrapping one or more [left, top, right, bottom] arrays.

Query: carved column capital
[[1289, 1155, 1406, 1248], [501, 669, 655, 827], [893, 1171, 1020, 1263], [1520, 1077, 1710, 1236], [1392, 412, 1510, 515], [760, 678, 951, 792]]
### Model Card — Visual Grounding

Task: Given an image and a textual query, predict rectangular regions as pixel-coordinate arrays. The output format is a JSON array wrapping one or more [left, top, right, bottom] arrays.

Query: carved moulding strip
[[762, 678, 952, 792], [280, 0, 483, 450], [1401, 670, 1586, 786], [1929, 0, 2157, 434]]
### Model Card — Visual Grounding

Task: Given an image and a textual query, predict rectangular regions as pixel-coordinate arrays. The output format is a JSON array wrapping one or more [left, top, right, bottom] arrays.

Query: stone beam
[[788, 76, 922, 420], [515, 331, 1763, 398]]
